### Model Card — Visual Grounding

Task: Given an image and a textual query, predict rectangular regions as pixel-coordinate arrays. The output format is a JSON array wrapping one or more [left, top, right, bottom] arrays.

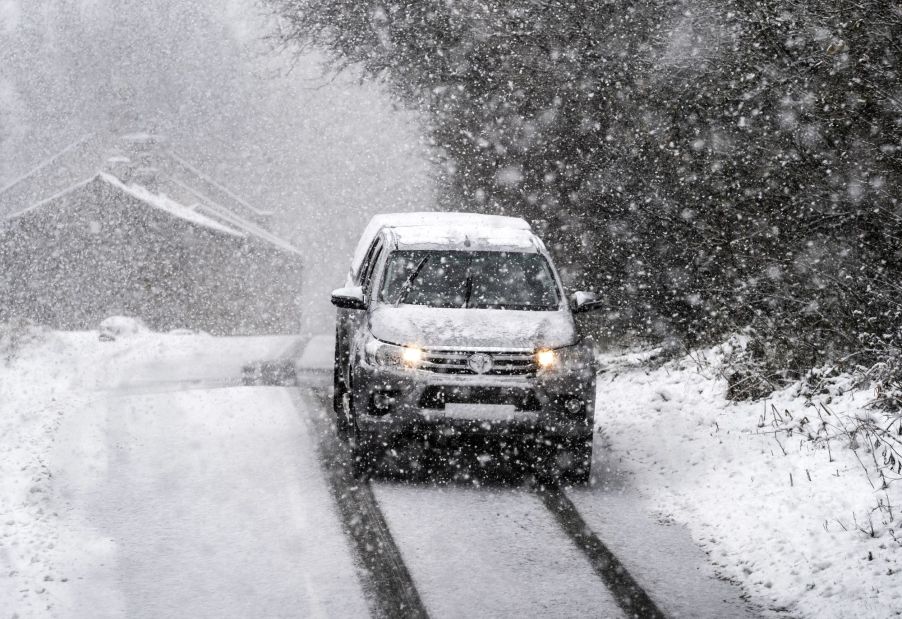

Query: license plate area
[[418, 386, 541, 411], [443, 403, 518, 421]]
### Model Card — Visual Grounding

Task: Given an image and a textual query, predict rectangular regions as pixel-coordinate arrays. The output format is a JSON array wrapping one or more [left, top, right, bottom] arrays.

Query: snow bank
[[98, 315, 148, 341], [597, 343, 902, 618], [0, 329, 102, 615]]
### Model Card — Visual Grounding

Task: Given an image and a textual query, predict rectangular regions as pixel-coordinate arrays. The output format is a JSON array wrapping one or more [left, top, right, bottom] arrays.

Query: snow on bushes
[[598, 342, 902, 617]]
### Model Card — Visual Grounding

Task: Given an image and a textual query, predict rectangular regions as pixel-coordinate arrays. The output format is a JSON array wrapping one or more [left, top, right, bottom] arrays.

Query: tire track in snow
[[295, 388, 429, 619], [535, 483, 667, 619], [300, 385, 664, 618]]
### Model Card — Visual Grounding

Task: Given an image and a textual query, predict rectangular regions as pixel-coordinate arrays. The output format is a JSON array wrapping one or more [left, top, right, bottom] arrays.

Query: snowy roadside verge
[[596, 342, 902, 618], [0, 328, 103, 616], [0, 326, 304, 616]]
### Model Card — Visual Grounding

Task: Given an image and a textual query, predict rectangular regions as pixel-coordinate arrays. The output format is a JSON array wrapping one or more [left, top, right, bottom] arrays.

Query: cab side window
[[360, 239, 384, 297], [357, 239, 380, 286]]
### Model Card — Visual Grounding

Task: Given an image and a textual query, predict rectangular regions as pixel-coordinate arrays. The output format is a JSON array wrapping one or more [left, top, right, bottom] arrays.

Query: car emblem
[[467, 353, 494, 374]]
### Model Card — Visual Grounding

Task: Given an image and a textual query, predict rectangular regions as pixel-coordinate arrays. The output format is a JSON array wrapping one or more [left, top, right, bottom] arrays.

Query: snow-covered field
[[1, 328, 367, 617], [596, 344, 902, 618]]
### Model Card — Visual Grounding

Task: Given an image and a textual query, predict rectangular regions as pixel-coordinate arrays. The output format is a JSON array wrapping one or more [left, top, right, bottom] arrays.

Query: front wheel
[[332, 363, 345, 414], [535, 436, 593, 486], [559, 437, 593, 485], [346, 375, 379, 478], [332, 333, 346, 412], [332, 335, 353, 440]]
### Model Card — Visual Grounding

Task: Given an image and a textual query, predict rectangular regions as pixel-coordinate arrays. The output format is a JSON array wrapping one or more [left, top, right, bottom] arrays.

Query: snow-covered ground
[[595, 344, 902, 618], [1, 328, 367, 617], [567, 483, 758, 618], [372, 483, 625, 618], [5, 327, 899, 618]]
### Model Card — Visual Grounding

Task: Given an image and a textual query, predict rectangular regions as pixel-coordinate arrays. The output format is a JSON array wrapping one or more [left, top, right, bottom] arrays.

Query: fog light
[[565, 398, 583, 415], [373, 393, 394, 410]]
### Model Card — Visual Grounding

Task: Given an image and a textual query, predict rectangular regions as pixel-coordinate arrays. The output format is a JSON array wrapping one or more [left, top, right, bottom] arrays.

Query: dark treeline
[[268, 0, 901, 397]]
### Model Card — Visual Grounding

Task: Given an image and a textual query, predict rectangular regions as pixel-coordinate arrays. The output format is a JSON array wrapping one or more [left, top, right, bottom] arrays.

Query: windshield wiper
[[395, 256, 429, 305]]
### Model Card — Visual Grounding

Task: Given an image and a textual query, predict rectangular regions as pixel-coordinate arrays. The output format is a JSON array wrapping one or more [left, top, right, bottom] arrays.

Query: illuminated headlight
[[365, 338, 424, 368], [535, 344, 594, 373], [535, 348, 558, 369], [400, 346, 423, 366]]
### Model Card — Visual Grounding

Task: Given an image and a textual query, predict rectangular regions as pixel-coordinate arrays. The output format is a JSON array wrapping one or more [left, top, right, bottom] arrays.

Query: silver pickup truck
[[331, 212, 604, 483]]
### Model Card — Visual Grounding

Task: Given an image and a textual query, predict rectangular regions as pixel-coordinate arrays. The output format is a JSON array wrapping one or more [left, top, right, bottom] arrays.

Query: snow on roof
[[120, 132, 162, 143], [4, 176, 99, 220], [1, 134, 302, 256], [5, 172, 246, 238], [171, 179, 302, 256], [351, 212, 532, 276], [0, 134, 107, 218], [391, 224, 540, 253], [0, 135, 93, 197], [99, 173, 246, 237], [165, 150, 273, 219]]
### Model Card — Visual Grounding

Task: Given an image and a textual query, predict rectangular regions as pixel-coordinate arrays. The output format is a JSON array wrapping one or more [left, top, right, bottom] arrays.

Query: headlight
[[535, 343, 595, 373], [535, 348, 558, 369], [400, 346, 423, 366], [365, 338, 424, 368]]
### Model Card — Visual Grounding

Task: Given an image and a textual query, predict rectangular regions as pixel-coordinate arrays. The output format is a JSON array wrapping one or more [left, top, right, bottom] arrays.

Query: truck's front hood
[[369, 304, 576, 350]]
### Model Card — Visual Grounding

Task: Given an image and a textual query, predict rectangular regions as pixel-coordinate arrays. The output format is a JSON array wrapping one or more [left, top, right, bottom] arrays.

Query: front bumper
[[351, 361, 595, 443]]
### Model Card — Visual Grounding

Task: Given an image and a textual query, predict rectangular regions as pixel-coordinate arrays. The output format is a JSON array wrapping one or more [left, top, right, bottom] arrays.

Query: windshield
[[379, 250, 561, 310]]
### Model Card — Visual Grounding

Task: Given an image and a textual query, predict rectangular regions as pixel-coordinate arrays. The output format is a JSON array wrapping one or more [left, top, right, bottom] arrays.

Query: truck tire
[[560, 437, 593, 486], [347, 375, 378, 478], [332, 334, 353, 440]]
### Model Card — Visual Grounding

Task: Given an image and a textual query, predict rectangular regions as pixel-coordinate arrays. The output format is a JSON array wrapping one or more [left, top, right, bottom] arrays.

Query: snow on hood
[[369, 304, 576, 350]]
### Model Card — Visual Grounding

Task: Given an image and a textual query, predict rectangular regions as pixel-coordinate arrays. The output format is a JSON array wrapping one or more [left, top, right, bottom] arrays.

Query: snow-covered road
[[372, 483, 624, 618], [5, 332, 368, 617], [4, 332, 760, 618], [57, 386, 367, 618]]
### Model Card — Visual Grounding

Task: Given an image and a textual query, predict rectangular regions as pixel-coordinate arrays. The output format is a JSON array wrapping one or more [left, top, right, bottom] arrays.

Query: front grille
[[419, 350, 537, 376]]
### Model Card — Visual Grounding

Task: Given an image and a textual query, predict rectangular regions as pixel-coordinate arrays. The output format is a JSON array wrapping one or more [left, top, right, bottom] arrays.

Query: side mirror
[[570, 291, 606, 314], [331, 286, 367, 310]]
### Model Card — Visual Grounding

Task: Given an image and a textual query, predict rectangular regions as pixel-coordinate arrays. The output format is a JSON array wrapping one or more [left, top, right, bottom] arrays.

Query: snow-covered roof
[[165, 150, 274, 222], [170, 179, 301, 255], [351, 212, 532, 277], [0, 134, 107, 218], [4, 176, 98, 220], [390, 224, 540, 253], [99, 173, 246, 237], [5, 173, 246, 237], [0, 133, 302, 257]]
